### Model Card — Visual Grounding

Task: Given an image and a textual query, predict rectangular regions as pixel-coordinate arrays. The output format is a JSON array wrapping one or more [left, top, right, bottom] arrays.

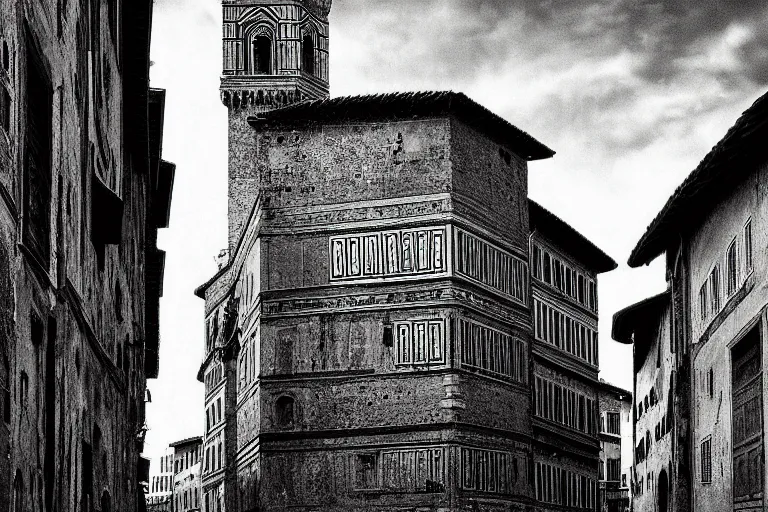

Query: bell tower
[[221, 0, 332, 250], [220, 0, 332, 111]]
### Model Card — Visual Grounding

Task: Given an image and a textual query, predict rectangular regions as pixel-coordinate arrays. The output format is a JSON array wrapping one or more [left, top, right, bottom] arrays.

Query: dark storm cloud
[[334, 0, 768, 87]]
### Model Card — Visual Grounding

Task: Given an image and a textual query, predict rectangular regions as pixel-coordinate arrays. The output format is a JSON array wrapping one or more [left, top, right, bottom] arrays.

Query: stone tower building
[[221, 0, 332, 249], [196, 1, 615, 511]]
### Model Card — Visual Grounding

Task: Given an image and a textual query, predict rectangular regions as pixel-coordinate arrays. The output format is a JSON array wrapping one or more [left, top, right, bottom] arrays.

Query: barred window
[[605, 411, 620, 435], [460, 447, 516, 494], [330, 227, 446, 280], [606, 458, 620, 481], [531, 243, 597, 312], [534, 376, 597, 435], [532, 244, 542, 279], [353, 453, 378, 490], [701, 437, 712, 483], [535, 461, 596, 509], [533, 299, 598, 365], [382, 448, 444, 492], [744, 219, 753, 274], [710, 265, 721, 314], [726, 238, 738, 296], [456, 318, 526, 382], [699, 282, 708, 322], [353, 448, 447, 492], [394, 319, 445, 365], [456, 228, 527, 303]]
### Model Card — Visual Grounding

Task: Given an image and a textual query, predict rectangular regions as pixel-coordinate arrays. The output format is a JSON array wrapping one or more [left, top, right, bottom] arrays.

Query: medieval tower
[[221, 0, 332, 249], [196, 1, 615, 511]]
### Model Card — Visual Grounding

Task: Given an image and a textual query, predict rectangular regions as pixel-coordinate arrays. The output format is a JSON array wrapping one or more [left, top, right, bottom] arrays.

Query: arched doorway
[[658, 468, 669, 512]]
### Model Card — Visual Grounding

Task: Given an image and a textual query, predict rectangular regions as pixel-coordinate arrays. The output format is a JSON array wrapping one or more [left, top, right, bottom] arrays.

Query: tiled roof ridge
[[248, 90, 555, 161]]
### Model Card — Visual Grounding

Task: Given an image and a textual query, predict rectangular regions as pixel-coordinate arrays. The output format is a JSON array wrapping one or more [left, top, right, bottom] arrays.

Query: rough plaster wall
[[633, 304, 673, 512], [259, 311, 405, 376], [598, 391, 630, 486], [459, 373, 530, 432], [621, 400, 633, 487], [261, 374, 445, 431], [687, 161, 768, 512]]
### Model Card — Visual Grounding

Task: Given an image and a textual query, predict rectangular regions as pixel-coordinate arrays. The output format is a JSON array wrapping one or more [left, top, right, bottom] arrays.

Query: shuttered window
[[23, 32, 52, 267]]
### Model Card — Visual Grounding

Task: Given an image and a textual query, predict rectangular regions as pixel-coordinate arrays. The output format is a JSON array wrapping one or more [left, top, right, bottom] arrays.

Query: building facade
[[597, 381, 632, 512], [148, 448, 175, 512], [147, 438, 203, 512], [171, 437, 203, 512], [612, 90, 768, 512], [196, 1, 615, 511], [529, 201, 616, 511], [0, 1, 173, 512]]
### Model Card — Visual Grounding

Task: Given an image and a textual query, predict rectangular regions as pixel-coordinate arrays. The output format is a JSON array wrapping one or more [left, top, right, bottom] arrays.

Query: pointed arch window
[[302, 35, 314, 75], [251, 35, 271, 75]]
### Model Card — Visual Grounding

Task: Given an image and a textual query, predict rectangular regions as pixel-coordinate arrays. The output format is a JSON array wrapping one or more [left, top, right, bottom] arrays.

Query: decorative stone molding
[[440, 374, 465, 421], [220, 88, 303, 109], [261, 287, 528, 324]]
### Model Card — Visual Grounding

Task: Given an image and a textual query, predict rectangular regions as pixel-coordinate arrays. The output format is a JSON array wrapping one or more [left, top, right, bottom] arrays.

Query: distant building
[[612, 90, 768, 512], [529, 201, 617, 510], [0, 2, 172, 512], [196, 1, 617, 511], [171, 437, 203, 512], [147, 448, 175, 512], [613, 292, 674, 512], [597, 380, 632, 512], [147, 438, 203, 512]]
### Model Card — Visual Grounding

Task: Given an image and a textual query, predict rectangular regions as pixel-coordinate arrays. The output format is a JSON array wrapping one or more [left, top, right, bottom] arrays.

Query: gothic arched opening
[[658, 468, 669, 512], [302, 35, 314, 75], [252, 36, 271, 74], [101, 491, 111, 512]]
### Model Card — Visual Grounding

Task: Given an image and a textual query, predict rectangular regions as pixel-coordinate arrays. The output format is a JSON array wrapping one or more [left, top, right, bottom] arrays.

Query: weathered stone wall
[[450, 118, 529, 254], [0, 201, 14, 512], [199, 109, 542, 510], [229, 115, 453, 249], [0, 1, 164, 511]]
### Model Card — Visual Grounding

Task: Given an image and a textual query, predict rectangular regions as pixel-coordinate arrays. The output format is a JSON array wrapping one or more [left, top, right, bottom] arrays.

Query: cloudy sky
[[143, 0, 768, 459]]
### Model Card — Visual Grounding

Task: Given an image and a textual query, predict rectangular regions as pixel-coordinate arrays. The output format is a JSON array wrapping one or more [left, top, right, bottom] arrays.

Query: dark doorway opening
[[658, 468, 669, 512]]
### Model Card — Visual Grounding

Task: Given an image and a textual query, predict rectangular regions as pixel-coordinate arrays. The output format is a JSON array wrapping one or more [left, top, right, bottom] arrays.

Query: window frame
[[710, 265, 721, 315], [744, 218, 753, 275], [726, 237, 738, 297], [701, 436, 712, 483], [699, 282, 708, 322]]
